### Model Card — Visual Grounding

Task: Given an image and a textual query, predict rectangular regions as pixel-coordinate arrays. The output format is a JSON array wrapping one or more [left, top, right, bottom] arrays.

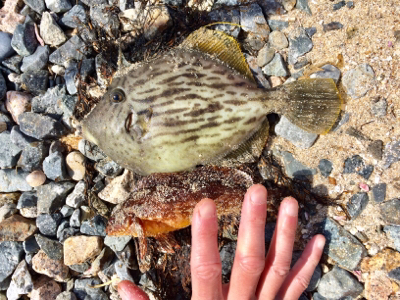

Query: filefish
[[81, 27, 343, 176]]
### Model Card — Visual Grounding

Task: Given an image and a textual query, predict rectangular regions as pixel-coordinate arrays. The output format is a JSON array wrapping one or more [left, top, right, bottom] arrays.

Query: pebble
[[43, 151, 69, 181], [45, 0, 72, 13], [288, 28, 313, 65], [30, 276, 61, 300], [305, 26, 317, 37], [367, 139, 383, 160], [36, 181, 75, 214], [32, 85, 76, 117], [365, 271, 392, 300], [347, 192, 369, 219], [347, 1, 354, 8], [371, 97, 387, 117], [39, 12, 67, 47], [80, 215, 107, 236], [35, 234, 63, 260], [49, 35, 89, 65], [70, 209, 81, 228], [268, 31, 288, 49], [23, 0, 45, 14], [0, 169, 32, 192], [267, 19, 288, 31], [64, 60, 78, 95], [58, 227, 79, 243], [384, 226, 400, 252], [0, 131, 22, 168], [6, 260, 33, 299], [20, 45, 49, 73], [372, 183, 386, 203], [383, 140, 400, 169], [275, 116, 318, 149], [56, 219, 69, 238], [5, 91, 32, 124], [318, 159, 333, 178], [56, 291, 77, 300], [0, 0, 26, 34], [295, 0, 312, 15], [73, 278, 107, 300], [323, 21, 344, 32], [60, 5, 87, 28], [239, 3, 270, 38], [275, 150, 317, 180], [65, 151, 86, 181], [90, 3, 121, 37], [0, 32, 15, 62], [26, 170, 47, 187], [388, 267, 400, 282], [98, 169, 135, 204], [10, 125, 37, 148], [310, 64, 341, 84], [36, 213, 63, 236], [104, 235, 132, 253], [139, 272, 156, 292], [11, 20, 38, 57], [32, 249, 69, 281], [51, 65, 65, 76], [60, 205, 73, 218], [20, 70, 49, 94], [18, 112, 67, 140], [342, 64, 375, 99], [0, 203, 17, 222], [262, 53, 289, 76], [208, 9, 240, 38], [219, 242, 236, 280], [246, 55, 271, 89], [18, 141, 49, 172], [317, 266, 363, 299], [95, 157, 123, 178], [23, 235, 40, 253], [78, 139, 107, 162], [333, 0, 346, 11], [380, 199, 400, 225], [65, 181, 86, 208], [68, 262, 90, 273], [0, 214, 36, 241], [343, 155, 374, 179], [318, 218, 367, 270], [0, 241, 24, 282]]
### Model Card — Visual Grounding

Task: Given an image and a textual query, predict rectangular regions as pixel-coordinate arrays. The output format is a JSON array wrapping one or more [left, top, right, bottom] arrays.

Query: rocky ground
[[0, 0, 399, 299]]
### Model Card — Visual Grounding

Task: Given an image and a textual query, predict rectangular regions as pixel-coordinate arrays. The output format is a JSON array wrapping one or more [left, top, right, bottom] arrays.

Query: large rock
[[36, 181, 75, 214], [18, 112, 67, 140], [63, 235, 103, 266], [0, 214, 36, 241], [32, 250, 69, 282]]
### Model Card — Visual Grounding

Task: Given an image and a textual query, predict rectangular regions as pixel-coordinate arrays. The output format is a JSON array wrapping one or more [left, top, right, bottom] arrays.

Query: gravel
[[36, 181, 75, 214], [60, 5, 87, 28], [288, 27, 313, 65], [347, 192, 369, 219], [0, 241, 24, 282], [262, 53, 289, 76], [18, 112, 67, 139], [36, 213, 63, 237], [275, 116, 318, 149], [11, 20, 38, 57], [342, 64, 376, 99], [0, 32, 15, 62], [20, 45, 49, 73]]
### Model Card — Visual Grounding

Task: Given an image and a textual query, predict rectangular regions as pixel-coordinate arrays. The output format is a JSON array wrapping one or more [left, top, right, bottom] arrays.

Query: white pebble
[[26, 170, 47, 187], [66, 151, 86, 181]]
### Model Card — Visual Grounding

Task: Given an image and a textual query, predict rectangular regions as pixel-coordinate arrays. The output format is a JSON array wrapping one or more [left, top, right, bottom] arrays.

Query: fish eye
[[110, 89, 126, 103]]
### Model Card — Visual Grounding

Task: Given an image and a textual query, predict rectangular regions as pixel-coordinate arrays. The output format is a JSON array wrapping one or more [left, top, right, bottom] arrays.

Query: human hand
[[118, 184, 326, 300]]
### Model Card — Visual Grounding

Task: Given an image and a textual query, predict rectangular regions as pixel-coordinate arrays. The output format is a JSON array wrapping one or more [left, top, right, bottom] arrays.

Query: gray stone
[[36, 213, 62, 237], [0, 32, 15, 62], [0, 131, 22, 168], [39, 12, 67, 47], [6, 260, 32, 299], [323, 22, 344, 32], [45, 0, 72, 13], [56, 291, 77, 300], [267, 19, 288, 31], [275, 116, 318, 149], [20, 46, 49, 73], [36, 181, 75, 214], [60, 5, 87, 28], [31, 85, 75, 117], [347, 1, 354, 8], [220, 242, 236, 279], [388, 267, 400, 282], [305, 27, 317, 37], [50, 141, 67, 155], [288, 28, 313, 65], [245, 55, 271, 89], [11, 21, 38, 57], [318, 159, 333, 178], [56, 219, 69, 239], [73, 278, 108, 300], [0, 203, 17, 222], [257, 0, 285, 16], [367, 139, 383, 160], [68, 262, 90, 273], [383, 140, 400, 169], [372, 183, 386, 203], [257, 46, 275, 67], [17, 191, 37, 209], [240, 3, 270, 38], [60, 205, 74, 217], [333, 0, 346, 11], [0, 241, 24, 282], [64, 61, 78, 95], [208, 9, 240, 38], [23, 235, 40, 253], [380, 199, 400, 225], [104, 236, 131, 253], [371, 98, 387, 117], [115, 260, 135, 282], [49, 35, 90, 65], [17, 141, 49, 172], [58, 227, 79, 242], [0, 276, 10, 291], [43, 151, 69, 181], [20, 70, 49, 94], [317, 266, 363, 299], [0, 73, 5, 101], [78, 139, 106, 162], [262, 53, 288, 76], [213, 0, 237, 6], [69, 209, 81, 228], [268, 30, 288, 49], [343, 155, 374, 179], [0, 169, 32, 192], [10, 126, 37, 149], [18, 112, 67, 140], [342, 64, 375, 99], [295, 0, 312, 15], [90, 4, 120, 38], [80, 215, 107, 236], [307, 264, 322, 292], [276, 150, 317, 180], [34, 234, 63, 260], [347, 192, 369, 219], [23, 0, 45, 13], [95, 157, 123, 177], [65, 181, 86, 208], [310, 64, 341, 84], [317, 218, 367, 270], [384, 225, 400, 252], [79, 58, 95, 82]]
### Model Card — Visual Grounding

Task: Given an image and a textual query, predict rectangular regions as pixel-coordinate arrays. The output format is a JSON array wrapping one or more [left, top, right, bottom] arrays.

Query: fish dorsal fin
[[180, 27, 255, 82]]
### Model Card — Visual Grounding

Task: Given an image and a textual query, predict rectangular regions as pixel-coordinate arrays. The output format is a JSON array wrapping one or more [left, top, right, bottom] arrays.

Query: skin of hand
[[118, 184, 326, 300]]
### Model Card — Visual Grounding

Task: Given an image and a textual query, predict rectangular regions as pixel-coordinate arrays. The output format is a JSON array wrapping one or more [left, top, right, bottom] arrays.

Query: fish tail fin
[[272, 78, 343, 134]]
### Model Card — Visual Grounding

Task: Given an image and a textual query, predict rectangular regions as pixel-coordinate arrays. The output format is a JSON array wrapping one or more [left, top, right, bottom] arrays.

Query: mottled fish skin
[[82, 49, 277, 175]]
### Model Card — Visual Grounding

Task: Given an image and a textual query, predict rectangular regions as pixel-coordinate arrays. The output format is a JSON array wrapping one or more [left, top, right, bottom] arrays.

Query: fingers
[[256, 197, 298, 300], [276, 234, 325, 300], [227, 184, 267, 300], [118, 280, 150, 300], [191, 199, 223, 300]]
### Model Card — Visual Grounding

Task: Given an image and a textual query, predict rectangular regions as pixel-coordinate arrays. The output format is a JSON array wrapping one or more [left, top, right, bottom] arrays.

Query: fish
[[81, 27, 343, 176]]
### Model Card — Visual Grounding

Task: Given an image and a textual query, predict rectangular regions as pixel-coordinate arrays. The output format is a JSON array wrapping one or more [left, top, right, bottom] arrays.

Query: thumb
[[118, 280, 150, 300]]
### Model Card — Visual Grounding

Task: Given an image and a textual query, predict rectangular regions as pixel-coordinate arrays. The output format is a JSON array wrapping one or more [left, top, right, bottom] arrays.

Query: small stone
[[43, 151, 69, 181], [275, 116, 318, 149], [10, 125, 37, 149], [20, 45, 49, 73], [32, 249, 69, 281], [78, 139, 106, 162], [60, 205, 73, 218], [98, 169, 136, 204], [383, 140, 400, 169], [35, 234, 63, 260], [65, 181, 86, 208], [23, 235, 40, 253], [318, 159, 333, 178], [380, 199, 400, 225], [68, 262, 90, 273], [56, 291, 77, 300], [370, 183, 386, 203], [220, 242, 236, 280], [73, 278, 107, 300], [39, 12, 67, 47], [7, 260, 33, 299], [11, 20, 38, 56], [5, 91, 32, 124], [0, 32, 16, 62], [90, 4, 121, 38], [0, 169, 32, 192], [31, 276, 61, 300], [95, 157, 123, 178], [20, 70, 49, 94], [367, 140, 383, 160], [240, 3, 270, 39], [347, 1, 354, 8], [317, 218, 367, 270], [276, 150, 317, 180], [142, 5, 171, 40], [310, 64, 341, 84], [0, 214, 36, 241], [64, 235, 103, 266], [268, 31, 288, 49], [342, 64, 375, 99], [104, 236, 131, 253], [365, 272, 392, 300], [60, 5, 87, 28], [16, 190, 36, 211], [45, 0, 72, 13], [323, 21, 344, 32], [69, 209, 81, 228], [288, 28, 313, 65], [56, 219, 69, 237], [80, 215, 107, 236], [208, 8, 240, 38], [384, 226, 400, 252], [26, 170, 46, 187], [295, 0, 312, 15], [333, 0, 346, 11], [58, 227, 79, 243], [36, 213, 62, 236], [347, 192, 369, 219], [49, 35, 89, 65], [317, 266, 363, 299], [19, 112, 67, 140], [65, 151, 86, 181], [36, 181, 75, 214], [262, 53, 289, 76], [0, 241, 24, 282], [51, 65, 65, 76], [23, 0, 45, 14], [267, 20, 288, 32], [0, 131, 22, 168], [0, 0, 26, 34], [64, 60, 78, 95], [343, 155, 374, 179], [0, 203, 17, 222], [18, 141, 49, 172], [305, 27, 317, 37]]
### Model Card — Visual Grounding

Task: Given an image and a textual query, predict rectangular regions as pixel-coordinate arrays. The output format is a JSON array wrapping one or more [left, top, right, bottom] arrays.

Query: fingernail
[[284, 198, 298, 217], [316, 236, 326, 250], [250, 190, 267, 205], [198, 201, 216, 219]]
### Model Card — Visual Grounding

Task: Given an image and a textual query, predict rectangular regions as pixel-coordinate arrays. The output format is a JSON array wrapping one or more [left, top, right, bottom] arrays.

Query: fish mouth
[[124, 111, 143, 139]]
